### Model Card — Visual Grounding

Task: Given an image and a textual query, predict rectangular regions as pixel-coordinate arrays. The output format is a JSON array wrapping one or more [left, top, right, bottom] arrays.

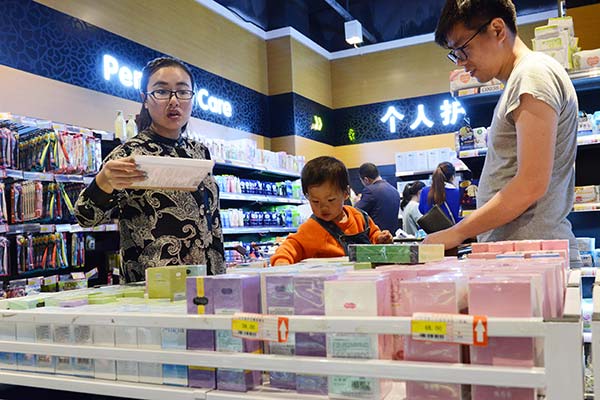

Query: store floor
[[0, 385, 127, 399]]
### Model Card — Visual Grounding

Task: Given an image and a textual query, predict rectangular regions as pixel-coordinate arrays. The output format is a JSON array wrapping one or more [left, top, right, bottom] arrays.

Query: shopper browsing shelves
[[75, 57, 225, 281], [424, 0, 580, 264], [401, 181, 425, 236], [270, 156, 393, 265], [419, 161, 461, 225], [354, 162, 401, 234]]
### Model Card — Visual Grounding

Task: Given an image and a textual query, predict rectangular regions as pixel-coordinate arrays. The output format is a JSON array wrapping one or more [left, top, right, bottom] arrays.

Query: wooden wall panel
[[267, 37, 293, 95], [335, 134, 456, 169], [332, 22, 538, 109], [0, 65, 266, 148], [291, 40, 333, 108], [570, 3, 600, 50], [35, 0, 269, 95]]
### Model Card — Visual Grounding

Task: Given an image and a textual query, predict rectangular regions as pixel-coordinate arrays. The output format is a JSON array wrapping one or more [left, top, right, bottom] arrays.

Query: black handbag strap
[[311, 208, 370, 255]]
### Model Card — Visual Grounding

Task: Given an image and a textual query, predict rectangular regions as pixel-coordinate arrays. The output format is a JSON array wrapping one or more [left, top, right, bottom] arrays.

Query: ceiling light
[[345, 20, 363, 45]]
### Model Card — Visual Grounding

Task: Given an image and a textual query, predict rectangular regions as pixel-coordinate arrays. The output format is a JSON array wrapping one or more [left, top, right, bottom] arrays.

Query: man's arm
[[424, 93, 558, 248], [354, 187, 374, 212]]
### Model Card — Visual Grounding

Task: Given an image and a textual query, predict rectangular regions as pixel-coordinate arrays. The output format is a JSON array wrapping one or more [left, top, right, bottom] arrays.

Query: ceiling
[[212, 0, 560, 52]]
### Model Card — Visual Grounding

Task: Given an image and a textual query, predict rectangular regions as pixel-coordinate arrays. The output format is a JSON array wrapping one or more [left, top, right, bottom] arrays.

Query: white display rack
[[0, 169, 93, 183], [214, 160, 301, 179], [0, 223, 119, 235], [220, 192, 304, 205], [222, 227, 297, 235], [0, 285, 584, 400]]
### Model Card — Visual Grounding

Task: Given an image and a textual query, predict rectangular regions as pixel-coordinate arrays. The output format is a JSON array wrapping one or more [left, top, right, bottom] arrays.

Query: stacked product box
[[263, 272, 297, 389], [293, 272, 339, 395], [324, 273, 393, 399], [186, 276, 216, 389], [212, 274, 262, 392], [400, 274, 469, 400]]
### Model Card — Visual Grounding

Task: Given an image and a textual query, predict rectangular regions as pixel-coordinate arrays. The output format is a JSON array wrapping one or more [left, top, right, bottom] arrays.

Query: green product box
[[183, 265, 207, 277], [146, 266, 188, 301], [349, 244, 444, 264]]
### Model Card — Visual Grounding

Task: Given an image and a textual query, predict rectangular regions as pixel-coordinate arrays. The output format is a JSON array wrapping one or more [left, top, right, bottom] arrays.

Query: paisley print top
[[74, 129, 225, 282]]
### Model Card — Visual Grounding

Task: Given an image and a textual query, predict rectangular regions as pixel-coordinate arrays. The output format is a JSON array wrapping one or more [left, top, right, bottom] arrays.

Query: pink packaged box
[[324, 275, 392, 399], [401, 275, 468, 400], [469, 276, 538, 400], [293, 272, 339, 395], [487, 241, 515, 253], [514, 240, 542, 252]]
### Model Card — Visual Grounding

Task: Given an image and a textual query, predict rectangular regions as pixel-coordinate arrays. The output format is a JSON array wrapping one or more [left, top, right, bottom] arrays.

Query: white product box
[[427, 149, 441, 171], [93, 325, 116, 380], [115, 326, 139, 382], [395, 152, 407, 173]]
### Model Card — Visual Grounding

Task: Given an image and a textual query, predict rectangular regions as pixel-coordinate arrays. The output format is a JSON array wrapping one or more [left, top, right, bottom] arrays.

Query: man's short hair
[[435, 0, 517, 48], [301, 156, 350, 195], [358, 163, 379, 180]]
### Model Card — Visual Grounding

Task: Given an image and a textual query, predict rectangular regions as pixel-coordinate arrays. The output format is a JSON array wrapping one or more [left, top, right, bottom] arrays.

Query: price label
[[411, 313, 488, 346], [232, 312, 289, 343]]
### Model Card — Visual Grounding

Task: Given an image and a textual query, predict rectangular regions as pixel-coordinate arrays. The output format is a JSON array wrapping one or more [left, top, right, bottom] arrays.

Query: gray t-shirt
[[403, 200, 422, 236], [477, 51, 579, 261]]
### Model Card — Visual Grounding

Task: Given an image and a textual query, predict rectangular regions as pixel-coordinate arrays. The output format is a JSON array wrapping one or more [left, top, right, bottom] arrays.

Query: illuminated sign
[[310, 115, 323, 131], [380, 100, 464, 133], [103, 54, 142, 90], [102, 54, 233, 118]]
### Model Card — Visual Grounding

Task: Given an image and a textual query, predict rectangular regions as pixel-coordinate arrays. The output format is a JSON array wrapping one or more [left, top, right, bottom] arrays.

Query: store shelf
[[206, 382, 406, 400], [214, 159, 300, 180], [220, 192, 304, 205], [0, 370, 208, 400], [573, 203, 600, 213], [222, 227, 297, 235], [4, 222, 119, 235], [458, 148, 488, 158]]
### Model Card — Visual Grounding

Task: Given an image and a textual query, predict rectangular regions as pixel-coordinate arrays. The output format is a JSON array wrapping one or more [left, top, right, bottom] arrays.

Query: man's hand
[[376, 230, 393, 244], [422, 227, 464, 250], [95, 156, 147, 193]]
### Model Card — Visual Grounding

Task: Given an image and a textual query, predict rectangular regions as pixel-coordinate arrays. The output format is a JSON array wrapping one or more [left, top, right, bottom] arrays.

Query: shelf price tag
[[232, 312, 289, 343], [411, 313, 488, 346]]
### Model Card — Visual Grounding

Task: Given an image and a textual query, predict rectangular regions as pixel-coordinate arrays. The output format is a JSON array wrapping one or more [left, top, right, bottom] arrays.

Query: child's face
[[306, 181, 349, 222]]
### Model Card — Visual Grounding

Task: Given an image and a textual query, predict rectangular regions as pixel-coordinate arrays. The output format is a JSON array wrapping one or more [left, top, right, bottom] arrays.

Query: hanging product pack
[[417, 202, 456, 234]]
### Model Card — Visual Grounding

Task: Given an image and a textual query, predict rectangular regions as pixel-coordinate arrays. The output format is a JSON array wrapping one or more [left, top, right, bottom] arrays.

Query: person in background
[[419, 161, 461, 224], [401, 181, 426, 236], [424, 0, 580, 265], [354, 162, 401, 233], [271, 156, 393, 265], [74, 57, 225, 282]]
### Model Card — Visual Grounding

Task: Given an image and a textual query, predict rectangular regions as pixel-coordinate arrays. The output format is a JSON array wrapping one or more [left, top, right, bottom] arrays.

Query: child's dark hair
[[301, 156, 350, 195], [434, 0, 517, 48], [401, 181, 425, 211], [137, 57, 195, 133], [428, 161, 456, 206]]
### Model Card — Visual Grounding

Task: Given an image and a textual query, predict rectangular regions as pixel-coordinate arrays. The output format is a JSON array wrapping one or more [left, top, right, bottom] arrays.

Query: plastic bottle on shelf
[[114, 111, 126, 142], [126, 114, 137, 140]]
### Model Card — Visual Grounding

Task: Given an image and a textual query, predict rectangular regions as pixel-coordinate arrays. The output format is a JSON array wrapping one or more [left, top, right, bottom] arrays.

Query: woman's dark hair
[[401, 181, 425, 211], [301, 156, 350, 195], [428, 161, 456, 206], [137, 57, 195, 133], [434, 0, 517, 48]]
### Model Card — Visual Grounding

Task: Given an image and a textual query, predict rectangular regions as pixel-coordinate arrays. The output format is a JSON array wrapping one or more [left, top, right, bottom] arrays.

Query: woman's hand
[[95, 156, 147, 193], [376, 230, 393, 244]]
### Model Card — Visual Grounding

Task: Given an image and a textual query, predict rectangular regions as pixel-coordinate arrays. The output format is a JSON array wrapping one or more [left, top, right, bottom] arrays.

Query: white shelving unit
[[0, 284, 584, 400]]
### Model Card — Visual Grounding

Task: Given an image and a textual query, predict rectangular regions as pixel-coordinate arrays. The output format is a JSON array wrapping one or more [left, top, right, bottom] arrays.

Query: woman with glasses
[[75, 57, 225, 282], [423, 0, 580, 265]]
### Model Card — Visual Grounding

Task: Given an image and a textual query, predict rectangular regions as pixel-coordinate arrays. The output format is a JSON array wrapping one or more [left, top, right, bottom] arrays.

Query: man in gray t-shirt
[[424, 0, 580, 263]]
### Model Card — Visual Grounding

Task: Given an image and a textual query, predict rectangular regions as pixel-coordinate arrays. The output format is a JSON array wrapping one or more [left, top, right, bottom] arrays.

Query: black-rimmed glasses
[[447, 19, 494, 64], [146, 89, 195, 101]]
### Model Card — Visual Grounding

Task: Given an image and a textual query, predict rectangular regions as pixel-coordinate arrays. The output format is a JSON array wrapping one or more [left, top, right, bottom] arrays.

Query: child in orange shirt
[[270, 156, 393, 265]]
